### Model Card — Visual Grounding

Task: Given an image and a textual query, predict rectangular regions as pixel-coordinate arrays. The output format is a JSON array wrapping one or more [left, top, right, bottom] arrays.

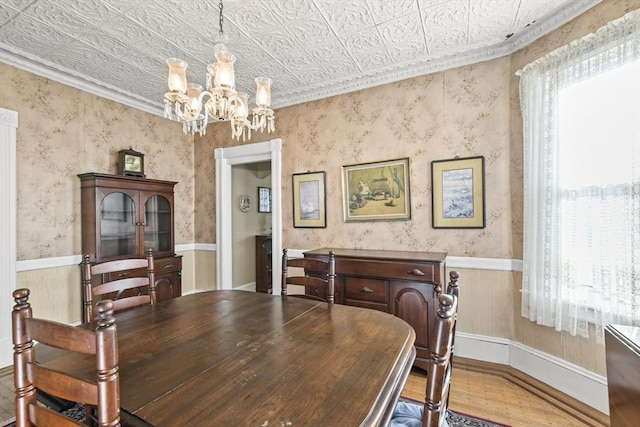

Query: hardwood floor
[[1, 358, 610, 426], [403, 358, 609, 427]]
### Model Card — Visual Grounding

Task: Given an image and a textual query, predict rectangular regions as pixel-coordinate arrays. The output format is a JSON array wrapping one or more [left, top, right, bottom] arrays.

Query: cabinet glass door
[[100, 192, 137, 258], [144, 195, 172, 253]]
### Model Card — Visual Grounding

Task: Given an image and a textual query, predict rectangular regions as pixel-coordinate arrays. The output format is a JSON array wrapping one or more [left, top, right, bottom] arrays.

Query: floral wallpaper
[[198, 57, 513, 258], [0, 64, 195, 260]]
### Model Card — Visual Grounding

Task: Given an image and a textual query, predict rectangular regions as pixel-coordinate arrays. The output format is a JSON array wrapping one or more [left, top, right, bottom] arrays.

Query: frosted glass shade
[[255, 77, 272, 107], [166, 58, 188, 93], [213, 51, 236, 88]]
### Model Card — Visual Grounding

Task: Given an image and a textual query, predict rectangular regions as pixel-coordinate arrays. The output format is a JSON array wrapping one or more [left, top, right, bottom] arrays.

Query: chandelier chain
[[218, 1, 224, 37]]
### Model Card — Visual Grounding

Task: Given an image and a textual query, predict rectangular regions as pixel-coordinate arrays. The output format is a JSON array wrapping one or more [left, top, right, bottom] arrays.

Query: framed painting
[[431, 156, 485, 228], [292, 171, 326, 228], [342, 158, 411, 222]]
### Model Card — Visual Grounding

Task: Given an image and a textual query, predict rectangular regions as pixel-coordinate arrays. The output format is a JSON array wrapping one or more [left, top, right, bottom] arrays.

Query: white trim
[[0, 107, 18, 368], [445, 256, 522, 272], [16, 255, 82, 272], [13, 253, 524, 272], [455, 332, 511, 365], [235, 282, 256, 291], [215, 139, 283, 293], [175, 243, 217, 252], [189, 243, 217, 251], [456, 332, 609, 415]]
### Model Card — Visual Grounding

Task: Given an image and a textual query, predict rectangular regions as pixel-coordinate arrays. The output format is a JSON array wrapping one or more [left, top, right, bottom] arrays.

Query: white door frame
[[215, 138, 282, 293], [0, 107, 18, 368]]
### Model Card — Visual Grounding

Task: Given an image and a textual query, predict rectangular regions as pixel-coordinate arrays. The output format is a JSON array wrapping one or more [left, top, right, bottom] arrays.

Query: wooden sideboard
[[605, 324, 640, 427], [304, 248, 447, 371]]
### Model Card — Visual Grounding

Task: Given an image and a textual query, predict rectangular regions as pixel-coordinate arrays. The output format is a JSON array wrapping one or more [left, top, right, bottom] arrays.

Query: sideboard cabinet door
[[390, 281, 439, 368]]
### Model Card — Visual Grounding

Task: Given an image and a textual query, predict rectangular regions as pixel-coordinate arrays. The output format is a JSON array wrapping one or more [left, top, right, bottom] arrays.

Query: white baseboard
[[235, 282, 256, 291], [456, 332, 609, 415]]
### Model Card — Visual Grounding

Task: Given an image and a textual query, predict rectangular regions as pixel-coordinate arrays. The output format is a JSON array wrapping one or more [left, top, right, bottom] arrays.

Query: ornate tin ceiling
[[0, 0, 601, 115]]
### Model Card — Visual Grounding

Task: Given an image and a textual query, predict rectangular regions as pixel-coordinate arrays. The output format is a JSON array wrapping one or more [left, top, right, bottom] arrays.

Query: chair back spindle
[[12, 288, 120, 426], [81, 248, 156, 322], [281, 249, 336, 303]]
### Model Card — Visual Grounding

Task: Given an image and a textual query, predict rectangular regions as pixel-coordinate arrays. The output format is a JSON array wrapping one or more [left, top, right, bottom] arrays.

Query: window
[[518, 10, 640, 342]]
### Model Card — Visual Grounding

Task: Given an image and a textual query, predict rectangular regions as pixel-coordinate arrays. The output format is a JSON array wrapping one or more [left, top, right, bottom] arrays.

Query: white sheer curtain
[[518, 9, 640, 342]]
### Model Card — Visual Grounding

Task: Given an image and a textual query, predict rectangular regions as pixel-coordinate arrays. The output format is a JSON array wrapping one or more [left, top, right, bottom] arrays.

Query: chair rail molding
[[0, 107, 18, 368]]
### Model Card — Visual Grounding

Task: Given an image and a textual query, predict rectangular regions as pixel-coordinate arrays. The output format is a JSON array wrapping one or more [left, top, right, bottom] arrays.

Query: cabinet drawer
[[338, 259, 438, 283], [154, 256, 182, 273], [345, 277, 388, 304], [104, 267, 144, 281]]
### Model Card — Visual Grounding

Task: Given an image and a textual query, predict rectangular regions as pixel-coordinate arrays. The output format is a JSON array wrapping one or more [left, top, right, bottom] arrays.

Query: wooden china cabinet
[[78, 173, 182, 317]]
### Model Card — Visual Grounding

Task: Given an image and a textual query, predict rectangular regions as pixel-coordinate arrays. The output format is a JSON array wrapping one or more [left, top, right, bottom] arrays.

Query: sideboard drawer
[[337, 258, 438, 283], [345, 277, 388, 304]]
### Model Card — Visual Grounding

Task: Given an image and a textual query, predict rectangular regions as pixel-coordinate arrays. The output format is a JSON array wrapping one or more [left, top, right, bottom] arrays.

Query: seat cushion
[[390, 401, 424, 427], [390, 401, 450, 427]]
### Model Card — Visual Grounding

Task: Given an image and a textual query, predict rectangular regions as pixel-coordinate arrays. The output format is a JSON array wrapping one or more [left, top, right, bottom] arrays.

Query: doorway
[[215, 138, 282, 294], [0, 107, 18, 368], [231, 161, 272, 290]]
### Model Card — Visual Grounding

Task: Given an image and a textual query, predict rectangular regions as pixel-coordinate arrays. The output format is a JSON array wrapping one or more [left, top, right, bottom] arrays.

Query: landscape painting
[[431, 156, 485, 228]]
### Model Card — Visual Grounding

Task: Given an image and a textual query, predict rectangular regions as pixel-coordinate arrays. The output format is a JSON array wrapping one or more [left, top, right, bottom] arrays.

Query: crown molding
[[0, 0, 601, 115]]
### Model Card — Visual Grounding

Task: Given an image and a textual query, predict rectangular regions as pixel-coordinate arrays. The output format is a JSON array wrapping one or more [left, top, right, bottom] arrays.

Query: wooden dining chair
[[12, 288, 120, 426], [81, 248, 156, 322], [389, 288, 459, 427], [281, 249, 336, 303]]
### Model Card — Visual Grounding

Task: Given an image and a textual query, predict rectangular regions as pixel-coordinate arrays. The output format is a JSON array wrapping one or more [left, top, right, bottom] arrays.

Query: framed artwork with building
[[341, 158, 411, 222]]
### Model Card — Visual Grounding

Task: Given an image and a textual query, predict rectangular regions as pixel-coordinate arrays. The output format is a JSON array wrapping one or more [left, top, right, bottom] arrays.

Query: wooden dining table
[[37, 290, 416, 426]]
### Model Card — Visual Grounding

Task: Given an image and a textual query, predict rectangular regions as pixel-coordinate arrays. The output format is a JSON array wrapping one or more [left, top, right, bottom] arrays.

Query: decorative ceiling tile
[[22, 1, 97, 40], [344, 27, 389, 68], [468, 0, 519, 45], [0, 5, 19, 27], [379, 14, 427, 62], [0, 0, 603, 115], [515, 0, 559, 28], [100, 0, 150, 14], [4, 0, 35, 11], [0, 17, 74, 54], [366, 0, 418, 23], [55, 0, 119, 24], [318, 0, 376, 37], [264, 0, 319, 24]]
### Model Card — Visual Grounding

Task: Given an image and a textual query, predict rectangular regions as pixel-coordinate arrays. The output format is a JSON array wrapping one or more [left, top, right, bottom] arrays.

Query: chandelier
[[163, 0, 275, 141]]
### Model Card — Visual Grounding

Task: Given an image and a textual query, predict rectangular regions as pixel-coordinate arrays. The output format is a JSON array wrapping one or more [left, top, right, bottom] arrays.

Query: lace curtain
[[518, 9, 640, 342]]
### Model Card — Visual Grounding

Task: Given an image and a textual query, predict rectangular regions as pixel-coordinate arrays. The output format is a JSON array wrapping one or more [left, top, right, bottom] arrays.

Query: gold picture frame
[[342, 158, 411, 222], [292, 171, 326, 228], [431, 156, 485, 228]]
